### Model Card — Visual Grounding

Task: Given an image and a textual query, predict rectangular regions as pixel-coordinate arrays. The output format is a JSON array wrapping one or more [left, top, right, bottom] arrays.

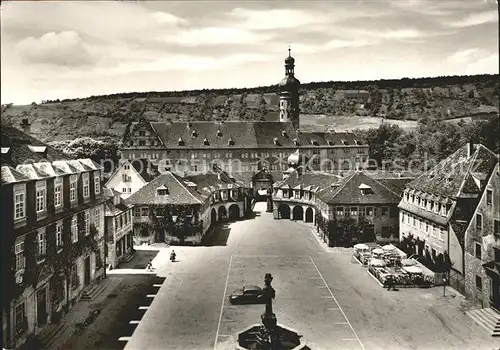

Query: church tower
[[278, 47, 301, 129]]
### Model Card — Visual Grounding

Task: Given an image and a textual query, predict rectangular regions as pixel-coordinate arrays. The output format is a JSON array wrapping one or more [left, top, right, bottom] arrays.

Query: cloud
[[465, 53, 499, 74], [446, 10, 498, 28], [160, 27, 273, 46], [447, 48, 483, 63], [15, 31, 99, 67], [80, 52, 272, 77], [151, 11, 188, 26], [229, 8, 329, 30], [287, 39, 373, 54]]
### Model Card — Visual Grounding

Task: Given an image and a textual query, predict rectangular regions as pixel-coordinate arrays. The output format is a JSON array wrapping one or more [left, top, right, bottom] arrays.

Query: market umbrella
[[369, 258, 386, 267], [401, 259, 416, 266], [372, 248, 385, 255], [354, 243, 370, 250], [382, 244, 396, 251], [403, 266, 423, 274]]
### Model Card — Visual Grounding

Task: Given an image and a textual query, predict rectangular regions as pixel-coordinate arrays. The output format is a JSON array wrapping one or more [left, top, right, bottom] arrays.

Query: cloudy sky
[[1, 0, 498, 104]]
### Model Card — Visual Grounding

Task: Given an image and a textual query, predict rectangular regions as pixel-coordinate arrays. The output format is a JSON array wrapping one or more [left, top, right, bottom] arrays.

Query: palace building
[[1, 127, 106, 350], [121, 50, 369, 175]]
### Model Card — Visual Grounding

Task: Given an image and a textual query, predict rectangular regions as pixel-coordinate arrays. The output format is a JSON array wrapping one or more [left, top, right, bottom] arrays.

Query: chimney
[[467, 142, 475, 158], [20, 118, 31, 134]]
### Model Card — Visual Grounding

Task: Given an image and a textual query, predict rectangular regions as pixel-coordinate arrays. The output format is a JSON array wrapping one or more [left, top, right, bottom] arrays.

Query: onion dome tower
[[278, 46, 301, 129]]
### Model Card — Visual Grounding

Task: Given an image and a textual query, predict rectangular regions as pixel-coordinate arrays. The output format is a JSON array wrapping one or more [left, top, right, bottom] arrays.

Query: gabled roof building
[[398, 143, 499, 293], [104, 158, 160, 199], [463, 161, 500, 312], [121, 51, 369, 176], [124, 167, 252, 245], [273, 153, 413, 246], [1, 127, 107, 350]]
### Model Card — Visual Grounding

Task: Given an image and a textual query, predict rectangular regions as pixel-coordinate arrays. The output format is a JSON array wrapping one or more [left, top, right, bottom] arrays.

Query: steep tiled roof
[[124, 172, 206, 206], [405, 144, 498, 198], [0, 126, 69, 166], [376, 178, 414, 196], [1, 166, 30, 184], [129, 121, 366, 149], [315, 171, 402, 205], [274, 170, 341, 191]]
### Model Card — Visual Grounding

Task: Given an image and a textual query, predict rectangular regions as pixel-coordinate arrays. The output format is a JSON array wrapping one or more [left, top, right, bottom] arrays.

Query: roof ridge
[[327, 171, 356, 200], [370, 174, 400, 196], [169, 172, 203, 204], [145, 123, 166, 148], [455, 144, 485, 197]]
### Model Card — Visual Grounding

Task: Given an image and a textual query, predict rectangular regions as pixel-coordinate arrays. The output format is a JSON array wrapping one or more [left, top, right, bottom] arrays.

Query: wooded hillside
[[1, 74, 498, 143]]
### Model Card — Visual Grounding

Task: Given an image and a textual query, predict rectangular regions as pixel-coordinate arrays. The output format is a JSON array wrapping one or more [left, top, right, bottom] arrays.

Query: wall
[[464, 163, 500, 307], [399, 209, 448, 255], [105, 164, 147, 199]]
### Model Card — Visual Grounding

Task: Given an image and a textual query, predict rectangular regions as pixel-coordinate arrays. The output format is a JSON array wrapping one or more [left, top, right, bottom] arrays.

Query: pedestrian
[[146, 259, 153, 271], [386, 275, 394, 291]]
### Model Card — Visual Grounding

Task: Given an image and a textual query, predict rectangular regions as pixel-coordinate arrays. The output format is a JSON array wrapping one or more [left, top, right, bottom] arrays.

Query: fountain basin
[[235, 323, 309, 350]]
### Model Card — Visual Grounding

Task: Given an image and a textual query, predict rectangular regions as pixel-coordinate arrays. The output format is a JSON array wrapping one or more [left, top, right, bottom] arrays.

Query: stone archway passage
[[211, 208, 217, 225], [292, 206, 304, 221], [228, 204, 240, 220], [305, 207, 314, 223], [218, 206, 227, 222], [278, 203, 290, 219]]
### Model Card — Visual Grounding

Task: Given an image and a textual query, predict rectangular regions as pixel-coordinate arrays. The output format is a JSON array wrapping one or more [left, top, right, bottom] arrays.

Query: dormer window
[[192, 130, 198, 138], [273, 137, 280, 146], [178, 137, 185, 146], [341, 140, 348, 145], [217, 129, 223, 137], [428, 174, 435, 179], [293, 138, 300, 146], [157, 185, 169, 196], [281, 130, 288, 138], [327, 141, 334, 146], [311, 140, 319, 146], [28, 145, 47, 157], [359, 183, 373, 195], [354, 140, 360, 145], [203, 138, 210, 146], [227, 137, 234, 146]]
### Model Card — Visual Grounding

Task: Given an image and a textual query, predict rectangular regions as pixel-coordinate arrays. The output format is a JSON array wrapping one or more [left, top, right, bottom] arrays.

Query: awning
[[401, 259, 417, 266], [354, 243, 370, 251], [369, 258, 386, 267], [403, 266, 423, 274], [483, 261, 500, 279]]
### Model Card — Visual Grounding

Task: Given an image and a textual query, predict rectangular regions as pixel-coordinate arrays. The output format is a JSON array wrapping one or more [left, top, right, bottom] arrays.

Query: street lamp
[[442, 276, 447, 297]]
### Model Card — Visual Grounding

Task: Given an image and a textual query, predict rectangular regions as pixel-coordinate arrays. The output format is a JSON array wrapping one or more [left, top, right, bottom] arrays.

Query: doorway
[[305, 208, 314, 223], [36, 288, 47, 327], [84, 256, 91, 286]]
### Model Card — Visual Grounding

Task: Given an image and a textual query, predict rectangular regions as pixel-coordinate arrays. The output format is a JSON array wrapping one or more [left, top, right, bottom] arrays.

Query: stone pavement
[[39, 276, 123, 350]]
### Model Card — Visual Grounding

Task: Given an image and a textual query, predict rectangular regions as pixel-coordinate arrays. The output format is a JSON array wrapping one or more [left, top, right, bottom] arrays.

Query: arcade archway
[[278, 203, 290, 219], [292, 206, 304, 221], [218, 206, 227, 222], [305, 207, 314, 223], [228, 204, 240, 220]]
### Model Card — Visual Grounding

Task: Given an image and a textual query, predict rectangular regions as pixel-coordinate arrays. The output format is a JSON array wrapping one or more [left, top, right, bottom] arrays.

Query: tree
[[358, 216, 375, 242]]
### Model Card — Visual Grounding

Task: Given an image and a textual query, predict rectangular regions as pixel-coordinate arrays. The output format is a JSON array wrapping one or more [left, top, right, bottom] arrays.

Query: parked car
[[229, 285, 264, 304]]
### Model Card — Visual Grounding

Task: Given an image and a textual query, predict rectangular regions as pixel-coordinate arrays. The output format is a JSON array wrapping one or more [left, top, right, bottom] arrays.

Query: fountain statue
[[236, 274, 308, 350]]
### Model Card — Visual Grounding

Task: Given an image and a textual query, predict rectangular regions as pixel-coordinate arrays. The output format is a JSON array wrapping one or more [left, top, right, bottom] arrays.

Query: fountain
[[235, 273, 309, 350]]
